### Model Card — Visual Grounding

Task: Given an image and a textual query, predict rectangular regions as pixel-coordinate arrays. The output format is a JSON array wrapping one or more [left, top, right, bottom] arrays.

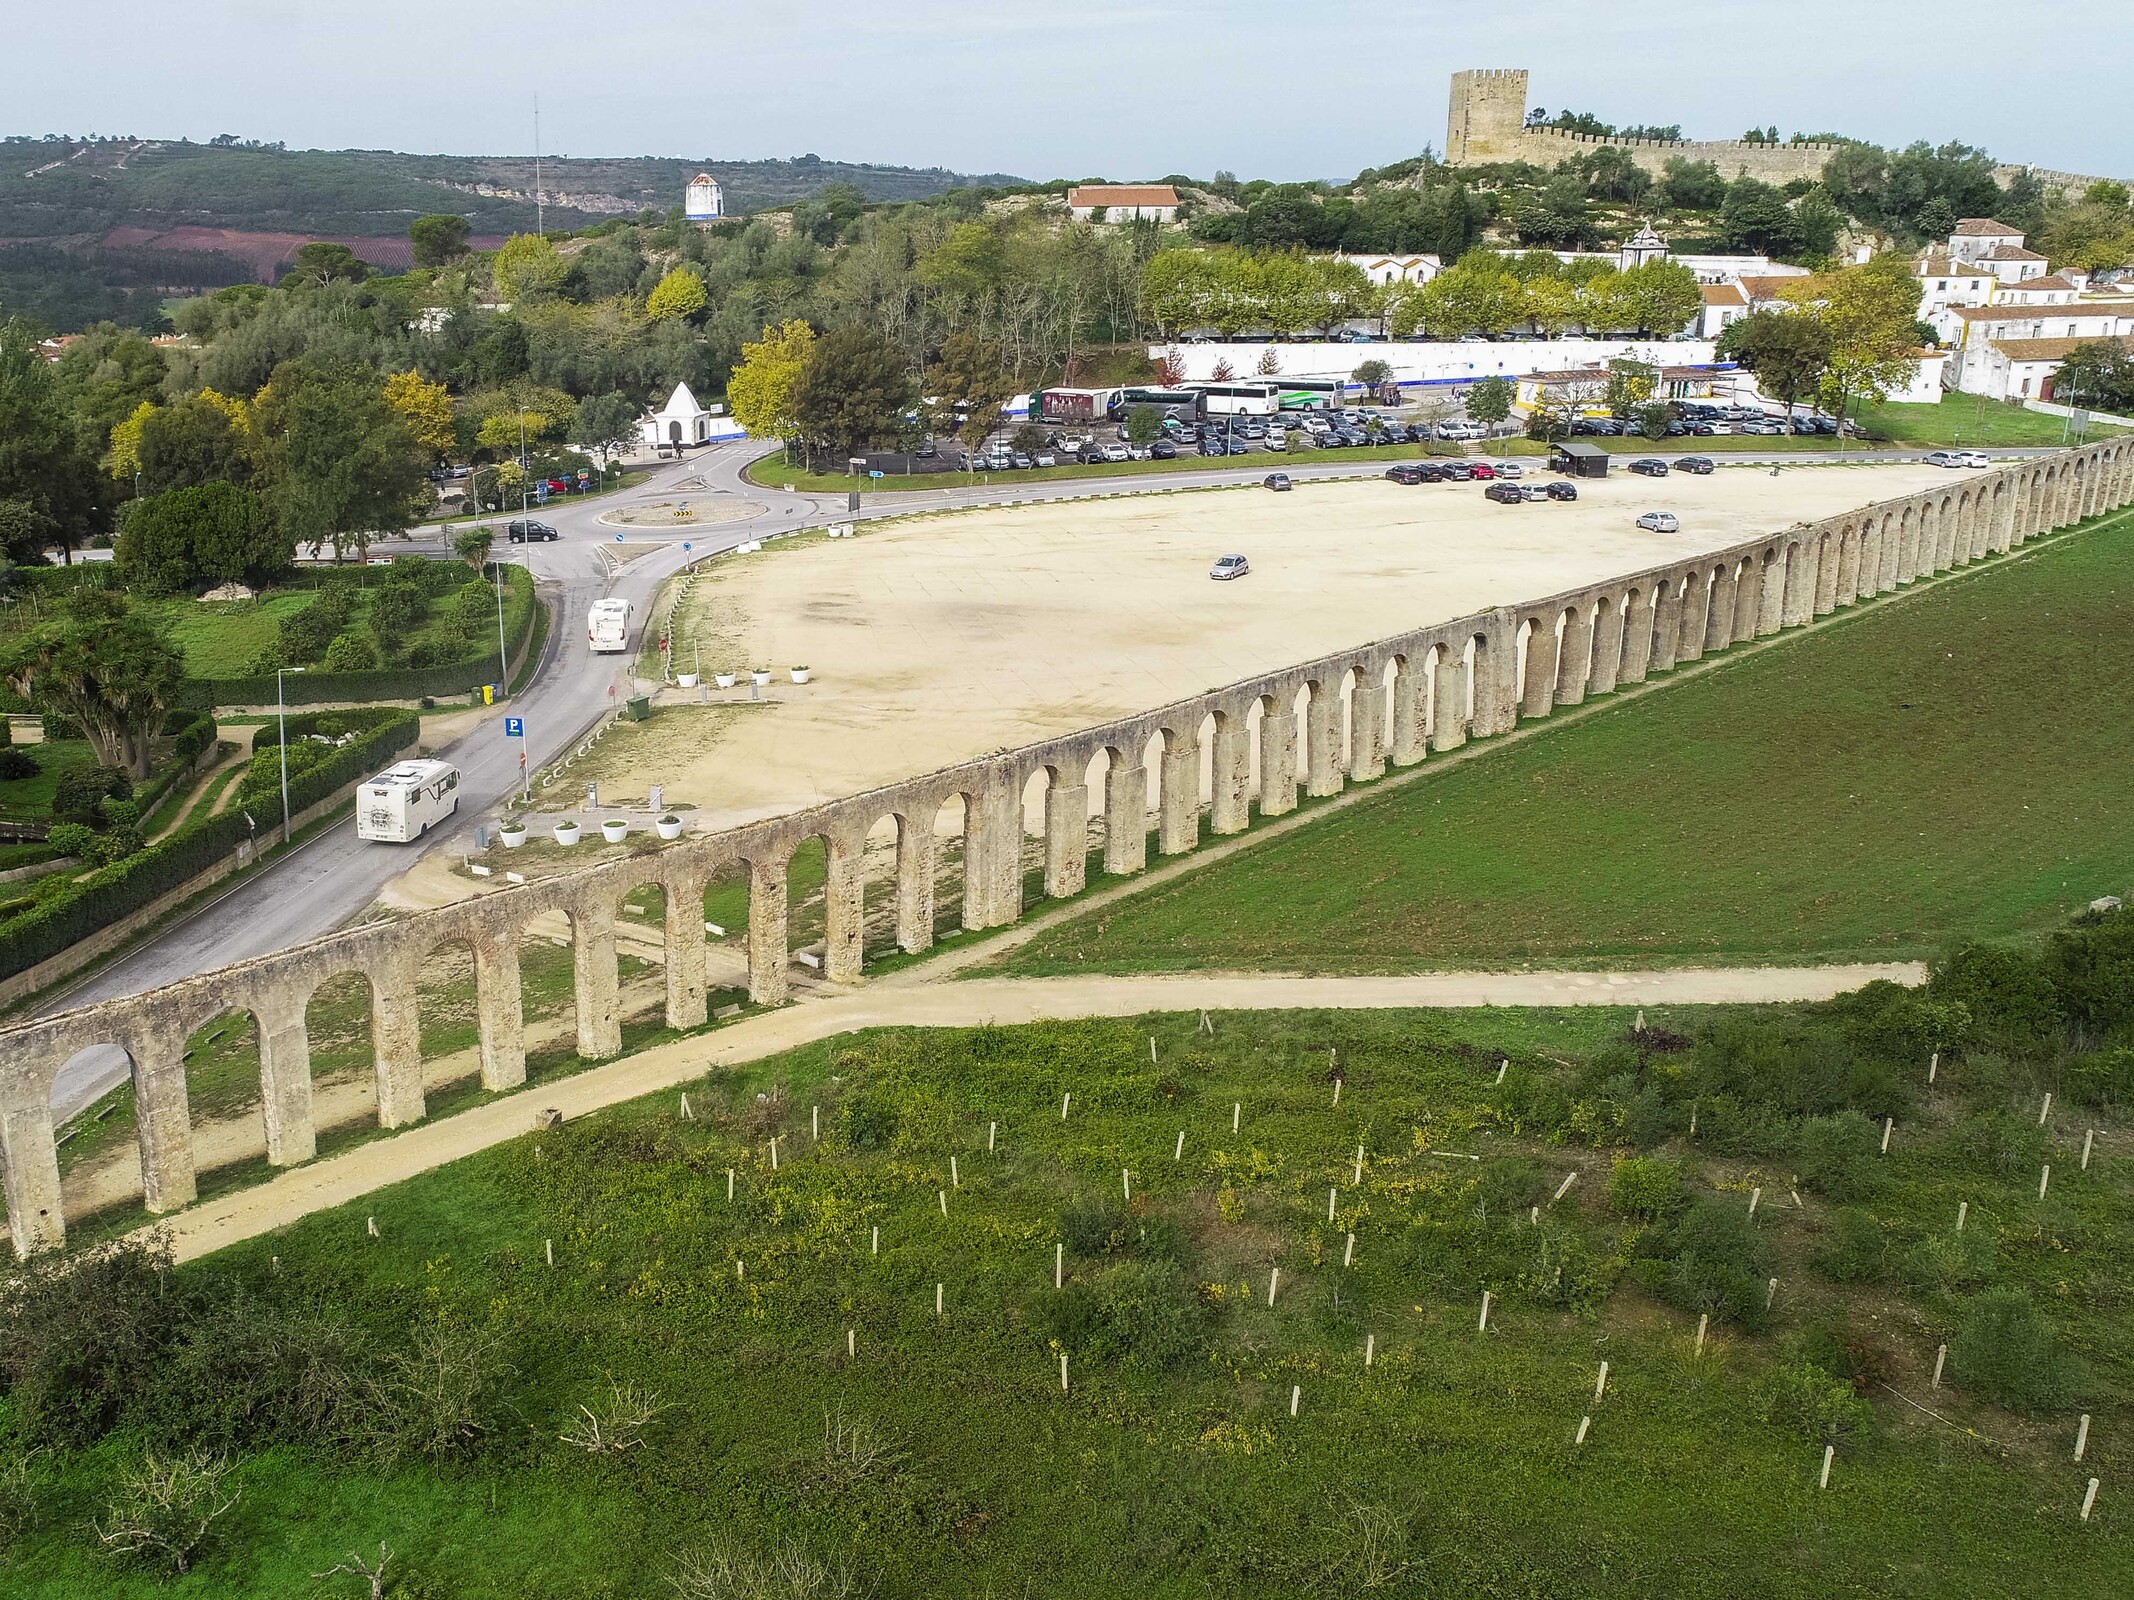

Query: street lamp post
[[493, 543, 509, 698], [276, 666, 306, 843]]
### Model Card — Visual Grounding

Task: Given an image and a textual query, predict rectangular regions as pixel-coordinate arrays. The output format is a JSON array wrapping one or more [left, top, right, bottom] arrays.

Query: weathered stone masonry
[[1, 443, 2128, 1254]]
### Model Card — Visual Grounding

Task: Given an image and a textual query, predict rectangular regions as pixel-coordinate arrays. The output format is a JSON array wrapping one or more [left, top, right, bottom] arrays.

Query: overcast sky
[[13, 1, 2132, 183]]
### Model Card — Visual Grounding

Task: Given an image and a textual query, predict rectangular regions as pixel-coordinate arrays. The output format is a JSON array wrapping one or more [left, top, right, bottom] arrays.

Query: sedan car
[[1492, 461, 1524, 478], [1484, 481, 1526, 504], [1210, 553, 1251, 581], [1627, 458, 1671, 477], [1545, 481, 1579, 502], [1923, 450, 1965, 468], [1385, 465, 1427, 485], [1955, 450, 1990, 468], [1469, 462, 1497, 479], [1675, 456, 1716, 475], [1150, 440, 1178, 460], [1263, 472, 1292, 491], [1636, 511, 1681, 533], [506, 519, 559, 542], [1437, 461, 1475, 482], [1519, 483, 1552, 502]]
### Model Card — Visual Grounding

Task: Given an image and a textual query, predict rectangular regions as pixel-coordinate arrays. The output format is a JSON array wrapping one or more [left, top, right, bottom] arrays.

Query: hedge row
[[175, 567, 540, 709], [130, 711, 221, 822], [0, 711, 418, 983]]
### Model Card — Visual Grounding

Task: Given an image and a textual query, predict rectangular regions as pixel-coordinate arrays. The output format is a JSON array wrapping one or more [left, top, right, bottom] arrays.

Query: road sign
[[868, 470, 884, 479], [683, 541, 693, 551], [615, 532, 624, 542], [505, 716, 524, 737]]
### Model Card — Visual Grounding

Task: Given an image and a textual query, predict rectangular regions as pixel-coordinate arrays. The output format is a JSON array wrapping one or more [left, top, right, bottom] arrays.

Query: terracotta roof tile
[[1951, 301, 2132, 322], [1700, 283, 1747, 306], [1067, 184, 1179, 208], [1952, 218, 2021, 236], [1990, 333, 2134, 362]]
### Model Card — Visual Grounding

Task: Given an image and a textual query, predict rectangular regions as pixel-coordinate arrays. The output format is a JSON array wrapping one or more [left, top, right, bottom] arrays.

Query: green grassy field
[[1859, 395, 2115, 449], [999, 508, 2134, 978], [0, 740, 104, 824], [4, 991, 2127, 1598]]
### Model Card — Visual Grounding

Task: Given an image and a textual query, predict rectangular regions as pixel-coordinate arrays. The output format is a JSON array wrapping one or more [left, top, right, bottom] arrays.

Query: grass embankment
[[1000, 508, 2134, 978], [5, 991, 2128, 1597]]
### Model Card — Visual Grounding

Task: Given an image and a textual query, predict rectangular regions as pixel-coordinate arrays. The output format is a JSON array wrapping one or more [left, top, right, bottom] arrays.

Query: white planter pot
[[714, 673, 737, 689], [677, 672, 700, 688], [601, 819, 630, 843], [499, 827, 527, 850], [789, 668, 812, 685], [554, 823, 581, 847], [751, 670, 772, 687], [656, 817, 684, 840]]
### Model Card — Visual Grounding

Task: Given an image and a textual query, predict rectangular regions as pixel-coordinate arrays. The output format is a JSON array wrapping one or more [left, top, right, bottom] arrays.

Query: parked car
[[1438, 461, 1475, 482], [1469, 462, 1497, 479], [1385, 465, 1426, 485], [1955, 450, 1990, 468], [1264, 472, 1292, 491], [1264, 432, 1287, 452], [1545, 481, 1579, 501], [1484, 481, 1525, 504], [1519, 484, 1553, 502], [1675, 456, 1716, 475], [1636, 511, 1681, 533], [1150, 440, 1178, 460], [506, 519, 559, 542], [1627, 458, 1671, 477], [1210, 553, 1251, 580], [1101, 444, 1130, 463], [1493, 461, 1524, 478], [1011, 453, 1034, 469], [1923, 450, 1965, 468]]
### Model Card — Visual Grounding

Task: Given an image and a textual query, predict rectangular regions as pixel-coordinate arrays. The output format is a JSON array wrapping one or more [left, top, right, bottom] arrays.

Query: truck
[[588, 597, 633, 654], [355, 760, 461, 843]]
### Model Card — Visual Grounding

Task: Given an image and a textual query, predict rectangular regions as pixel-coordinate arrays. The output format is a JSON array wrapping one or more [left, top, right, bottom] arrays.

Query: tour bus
[[1269, 377, 1350, 412], [356, 760, 461, 843], [588, 597, 633, 654], [1116, 386, 1203, 421], [1194, 381, 1281, 418]]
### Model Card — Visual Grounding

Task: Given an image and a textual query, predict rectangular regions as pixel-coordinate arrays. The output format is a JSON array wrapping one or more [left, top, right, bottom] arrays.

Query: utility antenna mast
[[534, 94, 544, 238]]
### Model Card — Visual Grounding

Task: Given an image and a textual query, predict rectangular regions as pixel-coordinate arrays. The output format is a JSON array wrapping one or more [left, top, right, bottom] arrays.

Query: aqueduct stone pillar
[[1258, 706, 1298, 816], [1347, 678, 1383, 781], [658, 885, 707, 1034], [1475, 621, 1521, 736], [1304, 682, 1344, 796], [896, 815, 937, 953], [1211, 714, 1254, 826], [1388, 662, 1427, 766], [1705, 566, 1735, 651], [0, 1092, 64, 1257], [1520, 616, 1557, 719], [1103, 750, 1148, 876], [1588, 600, 1623, 694], [371, 966, 427, 1129], [747, 857, 790, 1006], [1619, 594, 1653, 685], [1813, 538, 1840, 615], [255, 995, 317, 1166], [1557, 604, 1593, 704], [984, 777, 1022, 925], [1158, 731, 1201, 854], [127, 1020, 196, 1214], [1756, 553, 1786, 635], [1833, 532, 1860, 606], [1675, 577, 1708, 663], [823, 835, 866, 984], [571, 900, 622, 1059], [1780, 541, 1816, 627], [1649, 582, 1681, 674], [1430, 657, 1468, 753], [1044, 778, 1088, 896], [960, 796, 995, 931]]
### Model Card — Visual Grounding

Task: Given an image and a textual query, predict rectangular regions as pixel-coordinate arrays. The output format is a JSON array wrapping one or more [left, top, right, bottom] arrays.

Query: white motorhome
[[588, 597, 633, 654], [356, 760, 460, 843]]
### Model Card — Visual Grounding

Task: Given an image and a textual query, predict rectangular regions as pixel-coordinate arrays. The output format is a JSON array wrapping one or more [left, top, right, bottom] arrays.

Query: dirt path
[[134, 963, 1922, 1264], [149, 727, 259, 842]]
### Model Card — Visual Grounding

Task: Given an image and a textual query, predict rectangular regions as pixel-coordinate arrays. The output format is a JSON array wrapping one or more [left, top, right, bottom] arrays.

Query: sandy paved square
[[580, 462, 1960, 832]]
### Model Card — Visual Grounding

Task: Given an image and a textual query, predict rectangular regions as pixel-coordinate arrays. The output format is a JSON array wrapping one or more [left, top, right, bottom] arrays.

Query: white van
[[356, 760, 460, 843], [588, 597, 633, 654]]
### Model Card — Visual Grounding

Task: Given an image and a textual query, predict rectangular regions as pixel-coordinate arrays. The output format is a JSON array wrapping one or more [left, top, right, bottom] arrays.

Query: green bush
[[1930, 942, 2062, 1044], [86, 825, 145, 864], [1792, 1111, 1888, 1201], [2044, 909, 2134, 1038], [51, 763, 132, 823], [321, 630, 380, 672], [44, 821, 94, 858], [2063, 1046, 2134, 1113], [1814, 1208, 1887, 1283], [840, 1092, 898, 1150], [0, 1239, 190, 1449], [1636, 1197, 1774, 1330], [1764, 1359, 1874, 1445], [1948, 1288, 2091, 1414], [0, 747, 38, 780], [1900, 1226, 1996, 1295], [1949, 1110, 2047, 1179], [1047, 1259, 1204, 1372], [1061, 1199, 1125, 1258], [1606, 1154, 1687, 1220]]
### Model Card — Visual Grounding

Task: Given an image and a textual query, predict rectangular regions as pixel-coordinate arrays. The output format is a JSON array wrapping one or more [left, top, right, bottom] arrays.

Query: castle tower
[[1445, 69, 1529, 164], [685, 173, 724, 224]]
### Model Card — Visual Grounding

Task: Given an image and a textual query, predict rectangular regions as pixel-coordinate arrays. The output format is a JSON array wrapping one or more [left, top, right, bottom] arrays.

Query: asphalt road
[[36, 434, 2060, 1116]]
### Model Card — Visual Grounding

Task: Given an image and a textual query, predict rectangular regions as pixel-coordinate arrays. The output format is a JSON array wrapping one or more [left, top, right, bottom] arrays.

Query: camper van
[[355, 760, 460, 843], [588, 597, 633, 654]]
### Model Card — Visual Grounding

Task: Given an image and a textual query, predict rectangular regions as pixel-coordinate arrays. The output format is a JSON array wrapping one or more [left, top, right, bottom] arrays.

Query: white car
[[1636, 511, 1680, 533], [1955, 450, 1990, 468], [1209, 553, 1251, 581]]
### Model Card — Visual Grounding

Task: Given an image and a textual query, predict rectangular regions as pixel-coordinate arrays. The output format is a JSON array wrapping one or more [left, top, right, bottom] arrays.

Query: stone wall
[[3, 442, 2132, 1255]]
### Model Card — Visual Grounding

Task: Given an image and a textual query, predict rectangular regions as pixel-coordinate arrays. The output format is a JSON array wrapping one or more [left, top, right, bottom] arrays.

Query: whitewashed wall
[[1152, 339, 1724, 391]]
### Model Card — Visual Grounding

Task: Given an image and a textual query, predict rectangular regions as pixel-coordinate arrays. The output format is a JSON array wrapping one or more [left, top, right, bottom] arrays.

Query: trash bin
[[625, 694, 651, 722]]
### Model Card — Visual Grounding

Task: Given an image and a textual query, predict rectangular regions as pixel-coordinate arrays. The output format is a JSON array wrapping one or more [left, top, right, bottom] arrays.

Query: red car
[[1469, 462, 1497, 479]]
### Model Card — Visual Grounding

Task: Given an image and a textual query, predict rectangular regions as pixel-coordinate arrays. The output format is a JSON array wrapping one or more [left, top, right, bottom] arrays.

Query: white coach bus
[[588, 597, 633, 654], [356, 760, 461, 843]]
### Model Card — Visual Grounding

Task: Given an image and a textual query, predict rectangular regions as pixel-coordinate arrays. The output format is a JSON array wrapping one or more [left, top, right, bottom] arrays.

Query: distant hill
[[0, 138, 1026, 242]]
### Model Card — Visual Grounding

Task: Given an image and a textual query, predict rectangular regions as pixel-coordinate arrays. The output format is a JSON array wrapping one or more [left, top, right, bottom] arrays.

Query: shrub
[[1606, 1154, 1686, 1220], [44, 821, 95, 858], [1930, 941, 2062, 1044], [100, 797, 140, 828], [1090, 1260, 1203, 1370], [840, 1093, 898, 1149], [86, 825, 145, 865], [160, 1289, 360, 1451], [1792, 1110, 1887, 1201], [321, 630, 381, 672], [2063, 1045, 2134, 1112], [0, 1239, 190, 1448], [1899, 1226, 1996, 1295], [0, 746, 38, 780], [1765, 1359, 1874, 1446], [367, 580, 428, 640], [1061, 1198, 1125, 1257], [52, 763, 132, 823], [92, 1449, 240, 1576], [1950, 1110, 2047, 1180], [2044, 908, 2134, 1037], [1814, 1208, 1887, 1283], [351, 1321, 514, 1467], [1948, 1288, 2092, 1414], [1516, 1223, 1614, 1312], [1637, 1197, 1773, 1330]]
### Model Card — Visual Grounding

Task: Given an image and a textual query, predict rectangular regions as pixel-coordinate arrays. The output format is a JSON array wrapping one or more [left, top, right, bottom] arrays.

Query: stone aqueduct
[[3, 443, 2131, 1255]]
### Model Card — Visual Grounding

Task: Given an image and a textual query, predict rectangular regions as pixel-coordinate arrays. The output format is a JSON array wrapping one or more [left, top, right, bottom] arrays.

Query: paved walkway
[[138, 963, 1922, 1264]]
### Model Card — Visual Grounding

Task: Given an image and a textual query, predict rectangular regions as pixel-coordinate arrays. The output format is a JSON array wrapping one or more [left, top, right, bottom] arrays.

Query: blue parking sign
[[505, 717, 524, 737]]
